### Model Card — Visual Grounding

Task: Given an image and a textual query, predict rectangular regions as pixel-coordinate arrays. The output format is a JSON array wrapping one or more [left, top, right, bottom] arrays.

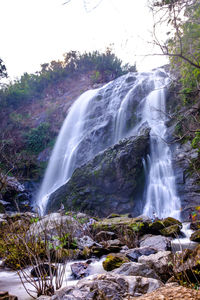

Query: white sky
[[1, 0, 168, 80]]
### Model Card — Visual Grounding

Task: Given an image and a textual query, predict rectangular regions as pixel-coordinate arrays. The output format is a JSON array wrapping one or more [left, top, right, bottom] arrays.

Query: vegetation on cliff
[[151, 0, 200, 179], [0, 49, 136, 186]]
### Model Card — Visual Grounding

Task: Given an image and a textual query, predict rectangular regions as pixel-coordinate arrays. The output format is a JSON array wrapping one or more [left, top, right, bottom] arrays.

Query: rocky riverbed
[[0, 212, 200, 299]]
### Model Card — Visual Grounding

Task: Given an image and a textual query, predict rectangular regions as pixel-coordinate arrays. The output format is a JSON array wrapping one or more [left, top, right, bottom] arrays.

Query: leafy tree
[[0, 50, 136, 109]]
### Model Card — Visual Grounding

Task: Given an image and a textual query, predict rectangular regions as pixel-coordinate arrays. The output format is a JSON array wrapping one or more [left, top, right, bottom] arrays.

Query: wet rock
[[126, 247, 157, 262], [114, 262, 159, 279], [162, 217, 182, 228], [148, 220, 165, 233], [160, 224, 181, 237], [47, 133, 150, 217], [138, 251, 173, 282], [71, 262, 89, 279], [102, 253, 129, 271], [140, 235, 172, 251], [190, 229, 200, 242]]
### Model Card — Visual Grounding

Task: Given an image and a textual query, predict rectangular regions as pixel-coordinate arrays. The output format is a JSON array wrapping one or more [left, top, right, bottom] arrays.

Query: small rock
[[71, 262, 89, 279], [126, 247, 157, 262], [76, 236, 97, 250]]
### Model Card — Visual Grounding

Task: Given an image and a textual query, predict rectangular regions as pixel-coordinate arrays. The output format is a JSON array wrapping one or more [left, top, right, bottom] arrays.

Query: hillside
[[0, 50, 136, 212]]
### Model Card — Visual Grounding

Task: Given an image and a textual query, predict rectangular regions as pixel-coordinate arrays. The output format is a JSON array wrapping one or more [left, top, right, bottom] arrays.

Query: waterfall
[[36, 68, 181, 218], [36, 89, 99, 214], [142, 70, 181, 219]]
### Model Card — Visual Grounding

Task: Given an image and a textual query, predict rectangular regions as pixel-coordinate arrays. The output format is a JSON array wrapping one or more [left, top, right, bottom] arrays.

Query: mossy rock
[[107, 213, 121, 219], [149, 219, 165, 232], [190, 221, 200, 231], [102, 253, 129, 271], [128, 221, 146, 234], [162, 217, 182, 228], [93, 216, 148, 237], [160, 224, 181, 237], [190, 229, 200, 242]]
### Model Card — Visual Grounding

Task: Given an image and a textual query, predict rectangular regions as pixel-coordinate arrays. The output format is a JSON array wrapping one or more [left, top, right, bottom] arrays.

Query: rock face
[[170, 140, 200, 221], [47, 132, 150, 217]]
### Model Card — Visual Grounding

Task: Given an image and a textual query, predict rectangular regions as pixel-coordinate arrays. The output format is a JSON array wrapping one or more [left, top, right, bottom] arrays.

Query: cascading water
[[36, 68, 181, 219], [142, 71, 181, 219]]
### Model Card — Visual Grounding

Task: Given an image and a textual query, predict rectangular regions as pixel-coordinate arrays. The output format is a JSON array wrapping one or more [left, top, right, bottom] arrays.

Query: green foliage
[[25, 122, 52, 154], [192, 132, 200, 150], [0, 50, 136, 110]]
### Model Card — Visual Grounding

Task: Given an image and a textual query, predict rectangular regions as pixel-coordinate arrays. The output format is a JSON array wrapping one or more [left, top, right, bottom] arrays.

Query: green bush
[[25, 122, 51, 154]]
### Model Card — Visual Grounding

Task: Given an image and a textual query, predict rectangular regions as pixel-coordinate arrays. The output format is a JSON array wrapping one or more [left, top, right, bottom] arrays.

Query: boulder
[[190, 229, 200, 242], [162, 217, 182, 228], [126, 247, 157, 262], [139, 235, 172, 251], [71, 262, 89, 279], [27, 212, 83, 242], [102, 253, 129, 271], [148, 220, 165, 233], [48, 273, 163, 299], [47, 133, 150, 217], [160, 224, 181, 237], [93, 215, 149, 239], [114, 262, 159, 279], [138, 251, 173, 282]]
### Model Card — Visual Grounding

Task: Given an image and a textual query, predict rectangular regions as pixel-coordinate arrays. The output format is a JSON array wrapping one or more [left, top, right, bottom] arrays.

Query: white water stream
[[0, 259, 106, 300]]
